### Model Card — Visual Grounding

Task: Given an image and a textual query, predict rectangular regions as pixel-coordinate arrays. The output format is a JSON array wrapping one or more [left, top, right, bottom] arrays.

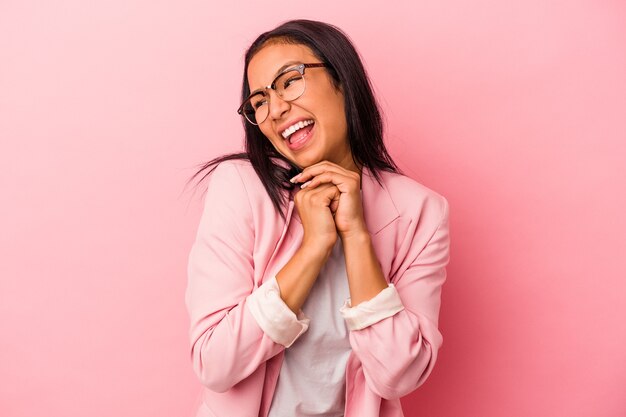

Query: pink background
[[1, 1, 625, 416]]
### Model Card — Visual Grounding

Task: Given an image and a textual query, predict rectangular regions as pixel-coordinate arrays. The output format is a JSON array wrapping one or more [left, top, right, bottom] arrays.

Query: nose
[[266, 89, 290, 121]]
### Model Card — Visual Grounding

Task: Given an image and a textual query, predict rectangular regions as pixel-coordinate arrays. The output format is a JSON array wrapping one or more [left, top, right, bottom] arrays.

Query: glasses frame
[[237, 63, 328, 125]]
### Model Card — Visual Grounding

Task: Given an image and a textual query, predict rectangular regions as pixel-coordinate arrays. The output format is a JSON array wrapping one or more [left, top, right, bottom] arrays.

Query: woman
[[185, 19, 450, 417]]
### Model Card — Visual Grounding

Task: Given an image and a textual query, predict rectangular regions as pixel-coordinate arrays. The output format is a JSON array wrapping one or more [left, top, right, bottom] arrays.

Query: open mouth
[[281, 119, 315, 144], [285, 122, 315, 150]]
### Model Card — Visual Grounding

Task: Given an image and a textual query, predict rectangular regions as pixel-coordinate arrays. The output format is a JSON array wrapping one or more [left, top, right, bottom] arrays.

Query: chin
[[295, 156, 323, 169]]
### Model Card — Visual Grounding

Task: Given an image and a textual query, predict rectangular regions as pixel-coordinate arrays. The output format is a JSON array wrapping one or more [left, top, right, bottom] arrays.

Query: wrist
[[299, 239, 334, 261], [339, 228, 370, 243]]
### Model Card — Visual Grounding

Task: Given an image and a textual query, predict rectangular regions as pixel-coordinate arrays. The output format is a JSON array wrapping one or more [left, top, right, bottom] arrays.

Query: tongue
[[289, 124, 314, 144]]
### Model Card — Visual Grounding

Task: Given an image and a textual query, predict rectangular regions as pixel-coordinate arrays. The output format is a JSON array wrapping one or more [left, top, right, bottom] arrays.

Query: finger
[[329, 195, 340, 214], [300, 183, 340, 206], [291, 160, 354, 183], [299, 182, 337, 196], [300, 171, 358, 193]]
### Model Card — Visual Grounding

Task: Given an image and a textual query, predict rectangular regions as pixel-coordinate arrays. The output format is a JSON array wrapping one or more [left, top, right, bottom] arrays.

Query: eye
[[253, 98, 267, 109], [283, 75, 303, 89], [250, 93, 267, 110]]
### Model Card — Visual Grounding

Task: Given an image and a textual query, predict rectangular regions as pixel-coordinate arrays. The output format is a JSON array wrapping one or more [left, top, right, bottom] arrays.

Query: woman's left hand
[[291, 161, 368, 239]]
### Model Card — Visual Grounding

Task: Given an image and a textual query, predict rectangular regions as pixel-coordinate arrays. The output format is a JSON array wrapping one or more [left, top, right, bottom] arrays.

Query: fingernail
[[290, 173, 302, 183], [300, 180, 311, 189]]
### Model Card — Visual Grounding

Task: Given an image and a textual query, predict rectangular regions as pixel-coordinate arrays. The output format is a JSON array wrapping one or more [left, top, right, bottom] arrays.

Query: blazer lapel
[[361, 166, 399, 235]]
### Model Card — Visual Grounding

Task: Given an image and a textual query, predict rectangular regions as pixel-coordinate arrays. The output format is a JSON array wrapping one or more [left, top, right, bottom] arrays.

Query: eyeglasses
[[237, 63, 328, 125]]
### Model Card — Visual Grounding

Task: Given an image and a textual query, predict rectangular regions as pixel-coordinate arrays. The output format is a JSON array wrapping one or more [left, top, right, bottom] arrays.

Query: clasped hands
[[290, 160, 368, 240]]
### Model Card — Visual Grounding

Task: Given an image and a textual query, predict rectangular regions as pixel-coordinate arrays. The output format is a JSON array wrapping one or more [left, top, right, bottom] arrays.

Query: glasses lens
[[276, 69, 305, 102], [241, 92, 268, 125], [240, 68, 306, 125]]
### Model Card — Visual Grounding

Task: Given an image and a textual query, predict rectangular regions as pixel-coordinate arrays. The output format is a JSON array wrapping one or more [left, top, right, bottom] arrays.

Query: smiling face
[[247, 42, 355, 171]]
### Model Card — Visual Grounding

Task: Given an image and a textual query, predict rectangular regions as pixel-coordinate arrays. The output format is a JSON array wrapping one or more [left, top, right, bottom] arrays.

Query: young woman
[[185, 19, 450, 417]]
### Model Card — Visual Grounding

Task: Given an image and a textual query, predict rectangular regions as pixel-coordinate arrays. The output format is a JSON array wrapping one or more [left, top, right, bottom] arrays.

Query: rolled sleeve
[[246, 275, 311, 348], [339, 284, 405, 331]]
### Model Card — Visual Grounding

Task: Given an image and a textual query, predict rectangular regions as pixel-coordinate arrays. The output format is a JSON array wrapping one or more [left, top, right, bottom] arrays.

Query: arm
[[339, 196, 451, 399], [185, 162, 309, 392]]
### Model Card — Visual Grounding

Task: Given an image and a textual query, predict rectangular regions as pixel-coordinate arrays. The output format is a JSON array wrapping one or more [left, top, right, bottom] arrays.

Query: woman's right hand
[[294, 182, 340, 255]]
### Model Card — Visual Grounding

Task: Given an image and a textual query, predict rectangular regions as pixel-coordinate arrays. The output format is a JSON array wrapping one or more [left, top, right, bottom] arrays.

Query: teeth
[[281, 120, 314, 140]]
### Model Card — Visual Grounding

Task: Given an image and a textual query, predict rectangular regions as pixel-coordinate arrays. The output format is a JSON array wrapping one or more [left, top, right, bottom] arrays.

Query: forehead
[[247, 43, 318, 91]]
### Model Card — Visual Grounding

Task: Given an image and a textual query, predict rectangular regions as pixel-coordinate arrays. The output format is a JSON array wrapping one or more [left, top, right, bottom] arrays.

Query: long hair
[[187, 19, 402, 221]]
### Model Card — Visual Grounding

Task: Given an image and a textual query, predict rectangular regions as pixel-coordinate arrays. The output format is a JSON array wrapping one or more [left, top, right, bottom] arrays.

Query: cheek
[[326, 98, 348, 133], [256, 127, 278, 150], [268, 136, 283, 150], [313, 92, 346, 130], [330, 91, 347, 128], [260, 125, 278, 142]]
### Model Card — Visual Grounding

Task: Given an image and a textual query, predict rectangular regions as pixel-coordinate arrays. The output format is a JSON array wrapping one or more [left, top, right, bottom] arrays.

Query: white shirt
[[267, 237, 352, 417]]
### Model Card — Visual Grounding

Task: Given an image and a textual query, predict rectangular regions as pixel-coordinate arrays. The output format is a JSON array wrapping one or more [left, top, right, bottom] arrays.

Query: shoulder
[[206, 159, 260, 191], [201, 159, 257, 204], [205, 159, 273, 210], [380, 170, 449, 226], [208, 158, 254, 179]]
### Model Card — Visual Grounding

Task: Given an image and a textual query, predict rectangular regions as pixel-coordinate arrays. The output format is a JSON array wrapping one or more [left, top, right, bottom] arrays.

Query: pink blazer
[[185, 159, 450, 417]]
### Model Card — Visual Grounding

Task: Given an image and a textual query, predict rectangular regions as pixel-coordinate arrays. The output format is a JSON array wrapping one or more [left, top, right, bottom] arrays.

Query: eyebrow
[[249, 60, 301, 95]]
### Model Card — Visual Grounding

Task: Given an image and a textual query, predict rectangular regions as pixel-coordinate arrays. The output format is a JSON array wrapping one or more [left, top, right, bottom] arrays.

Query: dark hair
[[187, 19, 402, 221]]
